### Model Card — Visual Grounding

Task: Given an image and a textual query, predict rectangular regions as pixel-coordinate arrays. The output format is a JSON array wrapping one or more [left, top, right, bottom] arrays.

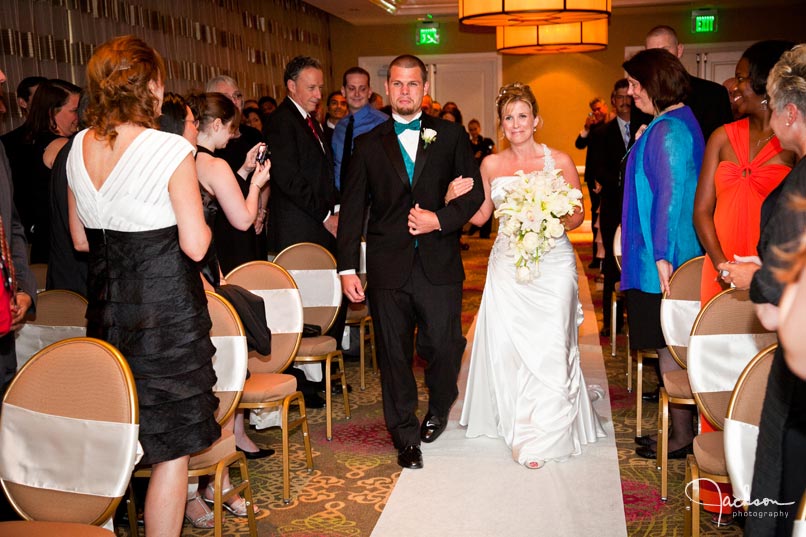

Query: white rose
[[522, 231, 539, 252], [547, 220, 565, 238], [516, 266, 532, 283]]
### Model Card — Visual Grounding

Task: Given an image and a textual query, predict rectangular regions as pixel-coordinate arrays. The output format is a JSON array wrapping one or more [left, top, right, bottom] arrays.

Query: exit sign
[[417, 23, 440, 45], [692, 9, 718, 33]]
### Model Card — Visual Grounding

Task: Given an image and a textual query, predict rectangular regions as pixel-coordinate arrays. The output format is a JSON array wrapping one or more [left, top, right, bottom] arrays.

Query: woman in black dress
[[67, 36, 218, 536]]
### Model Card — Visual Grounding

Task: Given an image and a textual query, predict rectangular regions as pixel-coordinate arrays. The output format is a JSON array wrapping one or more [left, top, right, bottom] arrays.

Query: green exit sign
[[417, 24, 440, 45], [692, 9, 718, 33]]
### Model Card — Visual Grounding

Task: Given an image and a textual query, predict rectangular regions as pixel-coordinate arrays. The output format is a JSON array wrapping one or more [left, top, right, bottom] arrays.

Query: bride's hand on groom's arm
[[444, 176, 474, 204], [340, 274, 365, 303], [408, 204, 441, 235]]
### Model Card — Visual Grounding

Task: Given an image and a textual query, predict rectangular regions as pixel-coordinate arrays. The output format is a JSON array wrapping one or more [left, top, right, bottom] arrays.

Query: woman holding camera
[[189, 91, 270, 265]]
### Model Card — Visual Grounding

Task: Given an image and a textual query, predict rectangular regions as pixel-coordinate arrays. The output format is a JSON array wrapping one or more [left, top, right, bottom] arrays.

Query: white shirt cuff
[[338, 269, 357, 275]]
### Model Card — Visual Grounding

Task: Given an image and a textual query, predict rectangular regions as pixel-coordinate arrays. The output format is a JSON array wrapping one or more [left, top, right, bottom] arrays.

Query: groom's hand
[[408, 204, 441, 235], [341, 274, 366, 303]]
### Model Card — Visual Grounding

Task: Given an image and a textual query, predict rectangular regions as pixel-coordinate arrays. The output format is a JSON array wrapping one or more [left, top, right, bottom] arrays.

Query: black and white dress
[[67, 128, 219, 464]]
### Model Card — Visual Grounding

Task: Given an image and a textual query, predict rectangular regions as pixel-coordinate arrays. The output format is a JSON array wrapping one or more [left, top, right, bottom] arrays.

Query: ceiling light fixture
[[496, 18, 609, 54], [459, 0, 611, 26]]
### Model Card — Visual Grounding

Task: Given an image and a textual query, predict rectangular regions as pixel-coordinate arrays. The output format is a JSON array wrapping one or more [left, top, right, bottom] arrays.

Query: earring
[[761, 98, 768, 111]]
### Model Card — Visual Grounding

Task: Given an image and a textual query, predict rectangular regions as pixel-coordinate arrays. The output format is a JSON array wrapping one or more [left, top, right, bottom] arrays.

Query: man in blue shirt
[[332, 67, 388, 191]]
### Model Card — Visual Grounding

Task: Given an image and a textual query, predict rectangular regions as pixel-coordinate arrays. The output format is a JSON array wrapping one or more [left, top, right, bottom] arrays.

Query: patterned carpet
[[116, 231, 744, 537]]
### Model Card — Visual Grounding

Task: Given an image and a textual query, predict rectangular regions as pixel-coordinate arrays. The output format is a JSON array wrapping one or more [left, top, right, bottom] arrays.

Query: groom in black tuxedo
[[338, 55, 484, 469]]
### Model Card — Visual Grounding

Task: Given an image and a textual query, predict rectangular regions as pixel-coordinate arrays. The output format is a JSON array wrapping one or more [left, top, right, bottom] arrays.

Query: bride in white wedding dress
[[451, 83, 605, 468]]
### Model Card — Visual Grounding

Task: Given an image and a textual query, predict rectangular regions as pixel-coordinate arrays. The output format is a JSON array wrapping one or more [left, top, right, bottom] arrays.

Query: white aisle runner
[[371, 256, 628, 537]]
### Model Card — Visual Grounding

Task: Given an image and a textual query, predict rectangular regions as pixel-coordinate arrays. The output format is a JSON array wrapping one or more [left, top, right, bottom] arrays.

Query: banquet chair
[[615, 227, 659, 438], [29, 263, 47, 293], [15, 289, 87, 371], [225, 261, 314, 502], [684, 343, 776, 537], [657, 255, 704, 500], [273, 242, 351, 440], [0, 338, 140, 536], [794, 489, 806, 537], [344, 240, 377, 390], [128, 291, 257, 537]]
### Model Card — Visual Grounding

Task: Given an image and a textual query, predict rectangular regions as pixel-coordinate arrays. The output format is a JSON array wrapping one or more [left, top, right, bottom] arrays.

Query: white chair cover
[[0, 403, 142, 497], [210, 335, 248, 392], [286, 269, 341, 308], [687, 333, 778, 394], [660, 298, 700, 347], [723, 417, 759, 503], [14, 325, 87, 371]]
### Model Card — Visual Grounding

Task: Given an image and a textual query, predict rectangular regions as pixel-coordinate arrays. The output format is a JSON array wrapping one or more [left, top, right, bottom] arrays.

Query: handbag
[[0, 216, 15, 337], [302, 323, 322, 338]]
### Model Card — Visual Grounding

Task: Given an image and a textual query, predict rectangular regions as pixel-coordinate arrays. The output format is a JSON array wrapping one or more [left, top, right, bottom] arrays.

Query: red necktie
[[307, 115, 321, 142]]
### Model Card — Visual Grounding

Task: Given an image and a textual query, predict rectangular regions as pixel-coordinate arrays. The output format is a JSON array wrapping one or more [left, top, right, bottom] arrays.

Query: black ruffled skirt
[[86, 226, 220, 465]]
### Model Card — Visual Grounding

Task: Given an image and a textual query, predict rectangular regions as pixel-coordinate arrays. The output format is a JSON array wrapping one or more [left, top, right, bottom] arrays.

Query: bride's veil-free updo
[[496, 82, 543, 129]]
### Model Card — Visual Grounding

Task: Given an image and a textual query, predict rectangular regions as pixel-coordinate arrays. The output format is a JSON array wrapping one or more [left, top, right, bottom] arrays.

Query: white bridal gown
[[459, 144, 606, 466]]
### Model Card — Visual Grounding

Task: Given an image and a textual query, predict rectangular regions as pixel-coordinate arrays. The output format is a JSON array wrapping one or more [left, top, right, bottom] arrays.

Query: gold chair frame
[[0, 338, 138, 536], [273, 242, 352, 440], [684, 343, 777, 537], [657, 255, 703, 500], [225, 261, 314, 502]]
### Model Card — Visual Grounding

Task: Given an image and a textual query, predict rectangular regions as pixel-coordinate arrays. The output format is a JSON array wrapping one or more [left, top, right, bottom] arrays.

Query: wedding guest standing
[[621, 48, 704, 460], [67, 35, 219, 535], [693, 40, 795, 304]]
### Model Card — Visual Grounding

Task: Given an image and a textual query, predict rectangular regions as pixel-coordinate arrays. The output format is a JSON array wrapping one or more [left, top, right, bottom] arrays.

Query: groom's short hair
[[388, 55, 427, 83]]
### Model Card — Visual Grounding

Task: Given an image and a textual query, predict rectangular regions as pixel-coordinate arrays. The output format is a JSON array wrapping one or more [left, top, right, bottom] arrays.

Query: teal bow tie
[[394, 119, 421, 135]]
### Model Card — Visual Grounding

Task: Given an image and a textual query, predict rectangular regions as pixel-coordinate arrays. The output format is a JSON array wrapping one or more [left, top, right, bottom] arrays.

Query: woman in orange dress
[[692, 39, 795, 526], [694, 40, 796, 305]]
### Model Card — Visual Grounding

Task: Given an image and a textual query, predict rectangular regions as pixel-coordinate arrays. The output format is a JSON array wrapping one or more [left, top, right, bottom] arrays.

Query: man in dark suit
[[632, 25, 732, 143], [590, 79, 632, 337], [575, 97, 609, 268], [338, 55, 484, 469], [266, 56, 339, 254]]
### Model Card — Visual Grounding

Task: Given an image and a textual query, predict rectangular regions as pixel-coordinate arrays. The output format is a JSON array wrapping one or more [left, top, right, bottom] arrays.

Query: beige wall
[[329, 3, 805, 163]]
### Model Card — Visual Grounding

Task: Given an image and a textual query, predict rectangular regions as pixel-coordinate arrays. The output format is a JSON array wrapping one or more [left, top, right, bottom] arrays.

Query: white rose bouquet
[[494, 169, 583, 283]]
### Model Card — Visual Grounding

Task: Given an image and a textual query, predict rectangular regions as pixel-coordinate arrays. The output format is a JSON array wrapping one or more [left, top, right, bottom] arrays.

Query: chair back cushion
[[0, 338, 138, 525], [661, 256, 704, 367], [724, 343, 776, 503], [273, 242, 341, 333], [688, 288, 777, 429], [15, 290, 89, 370], [225, 262, 302, 374]]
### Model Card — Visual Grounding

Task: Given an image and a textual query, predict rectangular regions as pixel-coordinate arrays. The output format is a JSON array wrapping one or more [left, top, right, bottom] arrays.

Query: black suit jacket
[[575, 122, 607, 188], [631, 75, 732, 143], [266, 98, 337, 253], [337, 115, 484, 289]]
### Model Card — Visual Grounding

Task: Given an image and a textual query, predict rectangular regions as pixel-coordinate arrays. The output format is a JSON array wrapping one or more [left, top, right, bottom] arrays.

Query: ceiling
[[304, 0, 678, 25], [304, 0, 788, 25]]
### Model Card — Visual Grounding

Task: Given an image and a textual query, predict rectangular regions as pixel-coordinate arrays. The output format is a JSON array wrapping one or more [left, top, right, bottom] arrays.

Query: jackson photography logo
[[685, 478, 795, 518]]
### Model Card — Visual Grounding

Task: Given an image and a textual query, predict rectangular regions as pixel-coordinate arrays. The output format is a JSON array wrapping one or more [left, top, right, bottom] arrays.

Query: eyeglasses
[[225, 92, 243, 101]]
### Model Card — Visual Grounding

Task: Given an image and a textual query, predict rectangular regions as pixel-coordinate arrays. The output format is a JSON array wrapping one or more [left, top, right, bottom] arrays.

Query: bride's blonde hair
[[496, 82, 539, 120]]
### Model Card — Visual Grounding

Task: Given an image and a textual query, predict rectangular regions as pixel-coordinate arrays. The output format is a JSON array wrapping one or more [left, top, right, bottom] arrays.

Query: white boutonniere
[[421, 128, 437, 148]]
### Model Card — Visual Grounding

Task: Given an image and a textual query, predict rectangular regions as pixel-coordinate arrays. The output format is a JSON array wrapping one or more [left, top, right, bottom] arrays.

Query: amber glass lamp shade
[[496, 19, 609, 54], [459, 0, 611, 26]]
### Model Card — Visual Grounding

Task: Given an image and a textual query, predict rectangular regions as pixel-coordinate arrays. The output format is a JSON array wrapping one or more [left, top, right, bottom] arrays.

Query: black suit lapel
[[411, 116, 430, 189], [381, 121, 411, 190]]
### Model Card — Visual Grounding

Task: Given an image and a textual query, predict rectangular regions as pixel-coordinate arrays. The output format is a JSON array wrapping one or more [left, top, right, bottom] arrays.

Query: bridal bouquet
[[494, 169, 583, 283]]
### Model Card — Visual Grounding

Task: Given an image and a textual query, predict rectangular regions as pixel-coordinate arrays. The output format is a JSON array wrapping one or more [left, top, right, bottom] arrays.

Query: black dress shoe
[[236, 446, 276, 460], [330, 383, 353, 395], [642, 388, 660, 402], [599, 326, 611, 338], [634, 435, 657, 447], [635, 443, 692, 460], [420, 413, 448, 443], [304, 393, 326, 409], [397, 445, 423, 469]]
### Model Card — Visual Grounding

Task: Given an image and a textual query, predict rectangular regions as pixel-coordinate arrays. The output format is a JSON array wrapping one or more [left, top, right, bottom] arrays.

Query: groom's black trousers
[[367, 251, 466, 450]]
